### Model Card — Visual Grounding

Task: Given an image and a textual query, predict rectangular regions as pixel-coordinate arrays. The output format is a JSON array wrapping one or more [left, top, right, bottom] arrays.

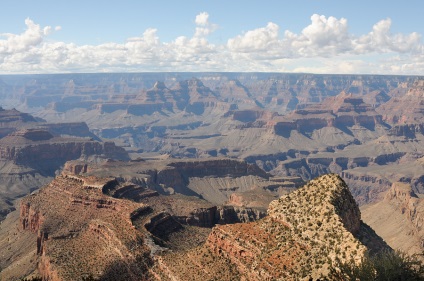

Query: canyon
[[0, 72, 423, 279], [0, 107, 128, 221], [2, 167, 387, 280]]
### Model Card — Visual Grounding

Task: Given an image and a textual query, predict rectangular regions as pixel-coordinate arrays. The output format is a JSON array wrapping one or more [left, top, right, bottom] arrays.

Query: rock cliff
[[272, 92, 384, 136], [378, 79, 424, 124], [0, 129, 129, 171], [361, 182, 424, 258]]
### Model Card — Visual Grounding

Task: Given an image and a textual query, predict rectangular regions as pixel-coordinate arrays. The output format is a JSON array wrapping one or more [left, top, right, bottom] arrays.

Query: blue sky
[[0, 0, 423, 74]]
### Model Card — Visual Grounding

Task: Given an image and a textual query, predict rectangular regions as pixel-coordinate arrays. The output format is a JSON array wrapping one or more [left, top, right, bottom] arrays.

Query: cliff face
[[37, 122, 101, 140], [361, 182, 424, 258], [75, 157, 280, 206], [0, 129, 129, 168], [0, 107, 133, 222], [378, 80, 424, 124], [272, 92, 384, 135]]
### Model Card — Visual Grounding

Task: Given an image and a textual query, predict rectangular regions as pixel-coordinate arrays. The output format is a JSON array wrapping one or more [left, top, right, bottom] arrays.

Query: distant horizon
[[0, 71, 423, 77], [1, 1, 423, 75]]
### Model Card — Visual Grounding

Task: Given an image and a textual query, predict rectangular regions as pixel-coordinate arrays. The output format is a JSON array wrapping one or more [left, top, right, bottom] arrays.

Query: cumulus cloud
[[286, 14, 352, 56], [0, 18, 49, 54], [195, 12, 209, 26], [355, 18, 423, 54], [0, 14, 423, 74], [228, 22, 279, 52], [194, 12, 218, 38]]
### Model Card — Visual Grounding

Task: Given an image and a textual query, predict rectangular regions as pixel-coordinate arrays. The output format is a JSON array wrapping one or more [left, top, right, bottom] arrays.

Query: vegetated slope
[[156, 174, 389, 281]]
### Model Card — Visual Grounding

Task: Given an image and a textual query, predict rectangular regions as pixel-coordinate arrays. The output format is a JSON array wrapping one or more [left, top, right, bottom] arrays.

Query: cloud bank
[[0, 13, 423, 74]]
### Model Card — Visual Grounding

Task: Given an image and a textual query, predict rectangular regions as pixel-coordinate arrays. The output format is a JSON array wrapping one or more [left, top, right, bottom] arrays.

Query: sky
[[0, 0, 423, 75]]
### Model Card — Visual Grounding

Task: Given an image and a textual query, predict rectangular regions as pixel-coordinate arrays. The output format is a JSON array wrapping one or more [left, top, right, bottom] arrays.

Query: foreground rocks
[[1, 163, 391, 281], [154, 174, 389, 281]]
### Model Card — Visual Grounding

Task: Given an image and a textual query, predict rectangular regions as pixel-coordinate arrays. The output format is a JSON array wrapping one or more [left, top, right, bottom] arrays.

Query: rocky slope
[[3, 157, 292, 280], [18, 174, 154, 281], [155, 174, 388, 281], [1, 171, 390, 281], [361, 182, 424, 258]]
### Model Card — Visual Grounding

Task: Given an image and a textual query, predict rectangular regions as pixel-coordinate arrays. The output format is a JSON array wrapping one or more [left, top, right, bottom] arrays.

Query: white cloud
[[354, 18, 423, 54], [287, 14, 352, 56], [0, 14, 423, 74], [228, 22, 279, 52], [0, 18, 50, 54], [195, 12, 209, 26], [194, 12, 217, 38]]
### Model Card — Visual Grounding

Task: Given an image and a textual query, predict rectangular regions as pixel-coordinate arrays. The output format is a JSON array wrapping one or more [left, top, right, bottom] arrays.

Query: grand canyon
[[0, 73, 423, 280]]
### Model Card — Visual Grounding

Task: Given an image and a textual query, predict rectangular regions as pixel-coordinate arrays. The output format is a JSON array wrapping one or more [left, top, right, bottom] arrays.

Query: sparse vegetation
[[328, 250, 424, 281], [20, 277, 42, 281]]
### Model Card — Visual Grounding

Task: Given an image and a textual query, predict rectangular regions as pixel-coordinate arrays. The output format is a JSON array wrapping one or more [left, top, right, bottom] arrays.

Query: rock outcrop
[[0, 129, 129, 169], [159, 174, 389, 281], [19, 174, 154, 281]]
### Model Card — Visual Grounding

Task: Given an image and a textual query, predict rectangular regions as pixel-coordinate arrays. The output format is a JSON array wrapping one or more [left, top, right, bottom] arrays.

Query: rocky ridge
[[18, 174, 154, 281], [157, 174, 388, 281], [6, 156, 297, 280], [3, 172, 390, 280]]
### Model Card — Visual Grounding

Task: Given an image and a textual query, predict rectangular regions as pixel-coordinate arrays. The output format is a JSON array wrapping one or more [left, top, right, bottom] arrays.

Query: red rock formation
[[160, 174, 388, 280], [20, 174, 153, 280]]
